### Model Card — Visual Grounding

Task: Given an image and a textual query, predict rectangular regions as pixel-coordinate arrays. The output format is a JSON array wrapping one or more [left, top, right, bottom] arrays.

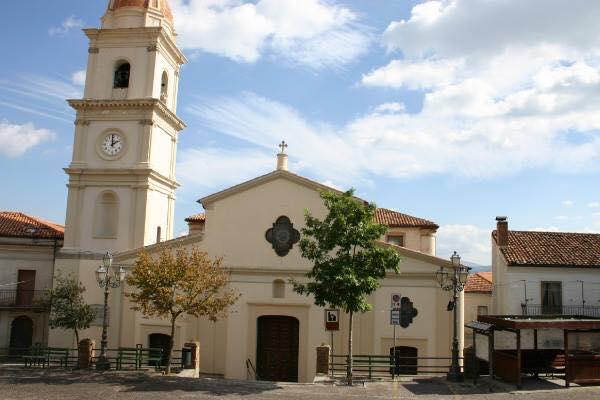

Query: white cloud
[[593, 212, 600, 218], [178, 147, 274, 192], [49, 16, 84, 36], [362, 58, 462, 90], [0, 121, 55, 157], [589, 202, 600, 208], [554, 215, 569, 221], [171, 0, 371, 69], [351, 0, 600, 177], [531, 226, 560, 232], [373, 102, 405, 114], [562, 200, 574, 207], [71, 70, 86, 86], [436, 224, 490, 265]]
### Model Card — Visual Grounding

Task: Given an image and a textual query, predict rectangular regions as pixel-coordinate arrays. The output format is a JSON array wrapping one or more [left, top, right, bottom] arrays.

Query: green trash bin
[[181, 347, 192, 369]]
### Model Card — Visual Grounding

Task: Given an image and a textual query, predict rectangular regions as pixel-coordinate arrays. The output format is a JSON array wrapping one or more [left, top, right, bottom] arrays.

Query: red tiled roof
[[0, 212, 64, 239], [493, 230, 600, 268], [184, 209, 438, 230], [465, 272, 493, 293], [184, 213, 206, 223], [375, 208, 439, 229]]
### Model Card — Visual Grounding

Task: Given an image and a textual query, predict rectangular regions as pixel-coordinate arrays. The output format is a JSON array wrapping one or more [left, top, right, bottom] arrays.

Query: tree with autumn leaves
[[126, 248, 239, 374]]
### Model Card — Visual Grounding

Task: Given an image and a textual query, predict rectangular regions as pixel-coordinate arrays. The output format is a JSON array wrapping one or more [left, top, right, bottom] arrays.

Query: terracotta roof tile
[[184, 213, 206, 223], [465, 272, 493, 293], [0, 212, 64, 239], [184, 209, 438, 229], [493, 230, 600, 268], [375, 208, 439, 229]]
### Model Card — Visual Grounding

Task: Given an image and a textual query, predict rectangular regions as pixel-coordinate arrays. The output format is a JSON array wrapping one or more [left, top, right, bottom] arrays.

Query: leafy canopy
[[293, 189, 401, 313], [47, 274, 96, 342], [126, 248, 239, 322]]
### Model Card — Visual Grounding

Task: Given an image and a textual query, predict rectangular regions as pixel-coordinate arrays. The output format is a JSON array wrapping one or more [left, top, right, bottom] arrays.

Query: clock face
[[101, 133, 124, 157]]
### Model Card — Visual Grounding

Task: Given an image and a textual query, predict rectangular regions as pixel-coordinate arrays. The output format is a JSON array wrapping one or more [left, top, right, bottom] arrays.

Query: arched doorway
[[256, 316, 299, 382], [390, 346, 418, 375], [10, 316, 33, 355], [148, 333, 171, 366]]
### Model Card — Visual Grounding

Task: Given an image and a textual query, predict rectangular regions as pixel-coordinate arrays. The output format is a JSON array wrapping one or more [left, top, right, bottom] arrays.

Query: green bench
[[23, 344, 45, 367], [140, 348, 163, 371], [24, 346, 69, 368], [116, 347, 163, 370], [116, 347, 141, 370]]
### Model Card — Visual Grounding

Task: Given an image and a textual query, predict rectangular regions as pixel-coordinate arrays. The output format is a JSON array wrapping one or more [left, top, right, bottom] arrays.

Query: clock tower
[[50, 0, 186, 347]]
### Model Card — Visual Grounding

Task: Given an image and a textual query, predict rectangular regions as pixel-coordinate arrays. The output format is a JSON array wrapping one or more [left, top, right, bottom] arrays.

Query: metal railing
[[330, 354, 462, 379], [246, 358, 259, 380], [0, 290, 49, 309], [522, 304, 600, 318], [0, 345, 186, 371]]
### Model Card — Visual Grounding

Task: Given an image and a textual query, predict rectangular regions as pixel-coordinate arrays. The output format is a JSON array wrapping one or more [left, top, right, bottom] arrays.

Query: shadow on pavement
[[0, 367, 282, 397]]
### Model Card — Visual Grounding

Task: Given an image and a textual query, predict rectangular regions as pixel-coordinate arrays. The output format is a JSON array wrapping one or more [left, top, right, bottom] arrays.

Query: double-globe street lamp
[[95, 252, 126, 371], [436, 251, 470, 382]]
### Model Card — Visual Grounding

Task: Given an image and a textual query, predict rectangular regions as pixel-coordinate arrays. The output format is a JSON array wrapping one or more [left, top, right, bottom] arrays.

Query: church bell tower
[[50, 0, 187, 347], [63, 0, 186, 254]]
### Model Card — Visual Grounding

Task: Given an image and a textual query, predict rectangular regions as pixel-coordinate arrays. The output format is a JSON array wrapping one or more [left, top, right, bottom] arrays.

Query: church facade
[[41, 0, 464, 383]]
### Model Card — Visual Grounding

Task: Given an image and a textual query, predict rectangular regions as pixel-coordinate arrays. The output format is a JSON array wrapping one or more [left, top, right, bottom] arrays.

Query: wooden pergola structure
[[466, 315, 600, 389]]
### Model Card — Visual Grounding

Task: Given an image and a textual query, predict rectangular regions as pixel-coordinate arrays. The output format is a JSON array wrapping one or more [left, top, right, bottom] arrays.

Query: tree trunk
[[166, 317, 176, 374], [347, 310, 354, 385], [74, 329, 80, 347]]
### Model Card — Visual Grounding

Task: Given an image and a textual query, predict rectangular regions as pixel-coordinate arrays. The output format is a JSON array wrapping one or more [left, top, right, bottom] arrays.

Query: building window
[[386, 234, 404, 247], [160, 71, 169, 102], [273, 279, 285, 298], [477, 306, 488, 316], [113, 62, 130, 88], [93, 191, 119, 238], [541, 281, 562, 314]]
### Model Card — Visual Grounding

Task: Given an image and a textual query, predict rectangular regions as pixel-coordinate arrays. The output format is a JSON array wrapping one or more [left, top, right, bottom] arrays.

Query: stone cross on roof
[[278, 140, 288, 154]]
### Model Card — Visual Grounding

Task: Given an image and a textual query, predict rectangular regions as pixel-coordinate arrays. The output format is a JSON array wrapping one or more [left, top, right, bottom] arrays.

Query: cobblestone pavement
[[1, 367, 600, 400]]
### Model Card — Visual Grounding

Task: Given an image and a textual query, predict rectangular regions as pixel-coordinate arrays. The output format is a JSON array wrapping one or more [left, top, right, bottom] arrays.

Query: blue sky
[[1, 0, 599, 265]]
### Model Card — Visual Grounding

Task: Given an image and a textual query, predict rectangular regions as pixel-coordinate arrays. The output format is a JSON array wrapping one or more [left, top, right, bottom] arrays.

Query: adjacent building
[[492, 217, 600, 317], [463, 272, 492, 344], [0, 212, 63, 350]]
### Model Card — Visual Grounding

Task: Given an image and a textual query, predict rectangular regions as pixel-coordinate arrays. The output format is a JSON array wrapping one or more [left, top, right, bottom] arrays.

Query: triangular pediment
[[197, 169, 356, 207]]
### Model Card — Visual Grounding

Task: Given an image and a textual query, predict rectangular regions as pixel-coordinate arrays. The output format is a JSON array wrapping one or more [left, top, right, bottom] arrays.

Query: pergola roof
[[478, 315, 600, 330]]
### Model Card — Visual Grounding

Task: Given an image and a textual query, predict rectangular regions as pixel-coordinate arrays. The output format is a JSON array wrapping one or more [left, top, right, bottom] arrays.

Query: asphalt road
[[1, 367, 600, 400]]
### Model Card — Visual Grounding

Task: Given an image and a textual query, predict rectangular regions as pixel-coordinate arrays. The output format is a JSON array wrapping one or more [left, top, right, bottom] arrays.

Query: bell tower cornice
[[84, 27, 187, 66], [67, 99, 186, 132]]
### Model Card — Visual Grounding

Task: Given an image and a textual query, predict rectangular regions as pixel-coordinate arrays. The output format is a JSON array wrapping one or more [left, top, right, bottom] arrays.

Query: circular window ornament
[[265, 216, 300, 257]]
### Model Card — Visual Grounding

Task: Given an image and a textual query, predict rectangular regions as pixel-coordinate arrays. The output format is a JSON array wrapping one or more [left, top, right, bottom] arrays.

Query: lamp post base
[[446, 370, 464, 382], [95, 357, 111, 371]]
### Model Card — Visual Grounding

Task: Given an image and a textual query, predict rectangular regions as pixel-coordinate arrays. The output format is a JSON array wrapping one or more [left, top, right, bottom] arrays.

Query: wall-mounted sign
[[325, 309, 340, 331], [391, 293, 401, 309]]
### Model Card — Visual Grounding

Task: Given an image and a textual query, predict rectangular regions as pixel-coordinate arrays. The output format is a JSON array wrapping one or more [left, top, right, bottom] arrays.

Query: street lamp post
[[436, 251, 470, 382], [95, 252, 126, 371]]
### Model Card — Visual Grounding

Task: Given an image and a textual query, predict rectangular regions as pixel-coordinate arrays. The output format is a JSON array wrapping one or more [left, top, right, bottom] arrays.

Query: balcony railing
[[0, 290, 49, 309], [522, 304, 600, 318]]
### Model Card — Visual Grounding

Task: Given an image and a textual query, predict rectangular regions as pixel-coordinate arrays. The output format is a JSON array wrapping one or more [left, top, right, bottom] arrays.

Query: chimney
[[496, 216, 508, 247], [276, 140, 288, 171]]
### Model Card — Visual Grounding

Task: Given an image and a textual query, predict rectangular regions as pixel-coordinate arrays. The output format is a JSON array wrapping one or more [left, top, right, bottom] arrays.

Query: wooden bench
[[116, 348, 141, 370], [139, 348, 163, 371]]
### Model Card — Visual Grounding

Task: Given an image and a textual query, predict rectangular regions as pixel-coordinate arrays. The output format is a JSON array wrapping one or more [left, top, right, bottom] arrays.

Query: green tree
[[292, 189, 401, 385], [126, 247, 239, 374], [47, 274, 96, 346]]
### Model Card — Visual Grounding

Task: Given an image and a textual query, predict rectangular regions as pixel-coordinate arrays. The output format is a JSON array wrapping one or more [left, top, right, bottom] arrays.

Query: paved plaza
[[1, 367, 600, 400]]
